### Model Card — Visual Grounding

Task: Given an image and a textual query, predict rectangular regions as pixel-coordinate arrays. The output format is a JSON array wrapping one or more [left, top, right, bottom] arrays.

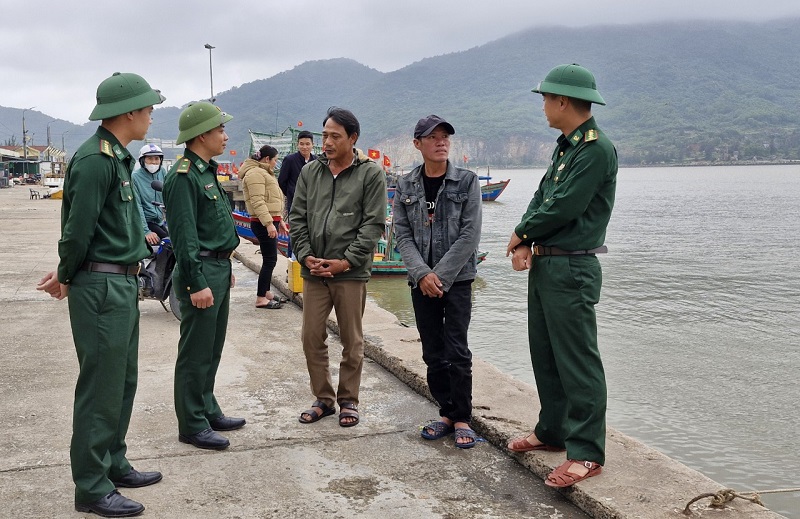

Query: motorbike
[[138, 180, 180, 320]]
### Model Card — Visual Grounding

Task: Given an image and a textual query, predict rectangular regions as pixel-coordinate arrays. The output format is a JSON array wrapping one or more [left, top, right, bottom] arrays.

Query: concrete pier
[[0, 184, 785, 518]]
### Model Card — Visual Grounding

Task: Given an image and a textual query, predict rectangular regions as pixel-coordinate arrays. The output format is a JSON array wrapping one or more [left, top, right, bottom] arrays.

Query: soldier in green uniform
[[163, 102, 245, 451], [36, 72, 166, 517], [505, 64, 617, 488]]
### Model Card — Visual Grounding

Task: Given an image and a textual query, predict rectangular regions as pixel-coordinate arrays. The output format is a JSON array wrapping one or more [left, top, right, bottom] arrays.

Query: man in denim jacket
[[393, 115, 482, 448]]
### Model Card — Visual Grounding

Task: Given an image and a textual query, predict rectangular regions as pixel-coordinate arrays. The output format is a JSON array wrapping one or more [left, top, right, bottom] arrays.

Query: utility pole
[[46, 120, 56, 161], [22, 106, 35, 175], [204, 44, 215, 103]]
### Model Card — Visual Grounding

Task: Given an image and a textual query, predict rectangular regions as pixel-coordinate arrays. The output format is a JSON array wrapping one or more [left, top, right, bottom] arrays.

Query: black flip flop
[[256, 300, 283, 309]]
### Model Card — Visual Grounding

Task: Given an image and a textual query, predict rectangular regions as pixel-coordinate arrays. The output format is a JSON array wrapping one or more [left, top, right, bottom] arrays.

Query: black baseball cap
[[414, 115, 456, 139]]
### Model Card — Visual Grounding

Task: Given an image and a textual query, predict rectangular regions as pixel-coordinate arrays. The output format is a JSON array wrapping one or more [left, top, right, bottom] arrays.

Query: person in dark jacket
[[279, 130, 315, 257], [393, 115, 482, 448], [289, 107, 386, 428], [278, 130, 315, 215]]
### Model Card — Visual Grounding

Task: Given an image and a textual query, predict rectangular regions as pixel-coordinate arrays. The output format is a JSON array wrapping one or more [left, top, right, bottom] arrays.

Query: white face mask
[[145, 164, 160, 174]]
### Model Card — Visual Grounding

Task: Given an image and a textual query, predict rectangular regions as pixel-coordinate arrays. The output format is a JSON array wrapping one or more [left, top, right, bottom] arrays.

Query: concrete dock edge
[[235, 247, 786, 519]]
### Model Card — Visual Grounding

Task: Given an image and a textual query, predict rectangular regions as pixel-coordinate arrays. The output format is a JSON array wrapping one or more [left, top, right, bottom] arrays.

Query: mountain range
[[3, 17, 800, 168]]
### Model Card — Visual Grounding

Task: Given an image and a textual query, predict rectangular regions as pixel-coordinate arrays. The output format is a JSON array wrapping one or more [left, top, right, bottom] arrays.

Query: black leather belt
[[532, 245, 608, 256], [199, 250, 234, 259], [80, 261, 140, 275]]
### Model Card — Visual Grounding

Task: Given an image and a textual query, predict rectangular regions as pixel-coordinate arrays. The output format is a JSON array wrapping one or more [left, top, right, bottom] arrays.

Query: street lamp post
[[61, 130, 69, 154], [61, 130, 70, 157], [46, 120, 56, 147], [204, 43, 215, 103], [22, 106, 35, 176]]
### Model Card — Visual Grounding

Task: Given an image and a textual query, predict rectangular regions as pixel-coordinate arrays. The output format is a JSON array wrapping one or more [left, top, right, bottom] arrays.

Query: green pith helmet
[[88, 72, 166, 121], [532, 64, 606, 106], [176, 102, 233, 145]]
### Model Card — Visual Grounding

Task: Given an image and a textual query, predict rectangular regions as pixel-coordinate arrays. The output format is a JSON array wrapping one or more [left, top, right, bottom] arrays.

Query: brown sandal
[[545, 460, 602, 488], [507, 435, 565, 453]]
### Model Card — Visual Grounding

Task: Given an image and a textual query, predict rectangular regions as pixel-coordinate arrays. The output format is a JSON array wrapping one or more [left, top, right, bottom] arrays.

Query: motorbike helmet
[[532, 63, 606, 105], [138, 143, 164, 171]]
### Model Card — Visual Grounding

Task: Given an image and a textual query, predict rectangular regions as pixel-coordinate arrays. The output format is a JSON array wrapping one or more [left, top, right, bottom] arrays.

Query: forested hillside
[[4, 18, 799, 167]]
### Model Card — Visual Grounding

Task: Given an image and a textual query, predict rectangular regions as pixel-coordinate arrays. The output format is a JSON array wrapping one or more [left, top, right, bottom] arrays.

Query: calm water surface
[[367, 165, 800, 516]]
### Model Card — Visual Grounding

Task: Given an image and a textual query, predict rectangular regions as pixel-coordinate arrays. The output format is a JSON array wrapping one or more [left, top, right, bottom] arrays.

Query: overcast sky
[[4, 0, 799, 124]]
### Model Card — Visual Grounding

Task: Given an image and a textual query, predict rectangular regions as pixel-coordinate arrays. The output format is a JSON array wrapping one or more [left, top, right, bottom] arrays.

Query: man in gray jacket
[[393, 115, 482, 448]]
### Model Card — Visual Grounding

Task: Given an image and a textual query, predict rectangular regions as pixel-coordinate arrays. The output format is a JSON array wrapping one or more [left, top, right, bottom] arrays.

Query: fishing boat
[[481, 177, 510, 201], [479, 166, 510, 201], [233, 209, 487, 276]]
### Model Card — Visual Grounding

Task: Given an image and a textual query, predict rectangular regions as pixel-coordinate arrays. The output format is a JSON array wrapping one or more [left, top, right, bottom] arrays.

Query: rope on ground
[[683, 487, 800, 515]]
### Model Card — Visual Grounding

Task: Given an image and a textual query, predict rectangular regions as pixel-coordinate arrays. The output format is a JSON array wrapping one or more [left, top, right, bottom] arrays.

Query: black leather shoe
[[75, 490, 144, 517], [178, 427, 230, 450], [209, 415, 246, 431], [111, 468, 163, 488]]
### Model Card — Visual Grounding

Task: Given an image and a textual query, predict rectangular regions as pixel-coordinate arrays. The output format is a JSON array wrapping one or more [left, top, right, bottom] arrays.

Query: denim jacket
[[393, 161, 482, 291]]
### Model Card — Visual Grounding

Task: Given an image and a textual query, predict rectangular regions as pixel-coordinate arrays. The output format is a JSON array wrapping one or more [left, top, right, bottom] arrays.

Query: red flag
[[383, 155, 391, 168], [463, 154, 468, 163], [229, 149, 237, 156], [297, 121, 303, 127], [368, 149, 381, 160]]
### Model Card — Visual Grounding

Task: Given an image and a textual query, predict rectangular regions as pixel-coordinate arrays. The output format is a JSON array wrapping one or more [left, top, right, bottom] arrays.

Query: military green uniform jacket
[[515, 117, 617, 250], [57, 127, 149, 284], [163, 149, 239, 294]]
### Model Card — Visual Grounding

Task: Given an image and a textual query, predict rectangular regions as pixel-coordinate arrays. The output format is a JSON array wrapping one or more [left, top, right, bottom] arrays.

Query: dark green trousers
[[527, 255, 607, 465], [68, 270, 139, 503], [173, 258, 231, 435]]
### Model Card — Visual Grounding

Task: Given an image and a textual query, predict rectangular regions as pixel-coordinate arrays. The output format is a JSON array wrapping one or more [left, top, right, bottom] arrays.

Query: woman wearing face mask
[[132, 144, 169, 245], [240, 145, 290, 309]]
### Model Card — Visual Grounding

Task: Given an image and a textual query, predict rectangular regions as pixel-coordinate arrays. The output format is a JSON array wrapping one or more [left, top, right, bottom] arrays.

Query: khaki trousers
[[301, 278, 367, 408]]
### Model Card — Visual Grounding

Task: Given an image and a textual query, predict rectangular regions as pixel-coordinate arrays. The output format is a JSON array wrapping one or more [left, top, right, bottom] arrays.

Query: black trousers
[[411, 281, 473, 423], [251, 220, 278, 297]]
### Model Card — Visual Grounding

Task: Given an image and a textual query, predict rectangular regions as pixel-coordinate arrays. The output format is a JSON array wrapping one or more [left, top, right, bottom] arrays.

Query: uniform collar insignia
[[113, 144, 126, 159]]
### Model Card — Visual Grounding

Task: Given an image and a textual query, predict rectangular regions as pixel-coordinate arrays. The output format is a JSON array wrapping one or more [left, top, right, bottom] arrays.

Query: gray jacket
[[393, 161, 482, 291]]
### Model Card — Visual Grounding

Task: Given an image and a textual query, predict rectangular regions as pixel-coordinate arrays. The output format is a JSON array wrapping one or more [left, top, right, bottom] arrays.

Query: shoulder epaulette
[[99, 140, 114, 157], [176, 158, 191, 174], [584, 129, 599, 142]]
